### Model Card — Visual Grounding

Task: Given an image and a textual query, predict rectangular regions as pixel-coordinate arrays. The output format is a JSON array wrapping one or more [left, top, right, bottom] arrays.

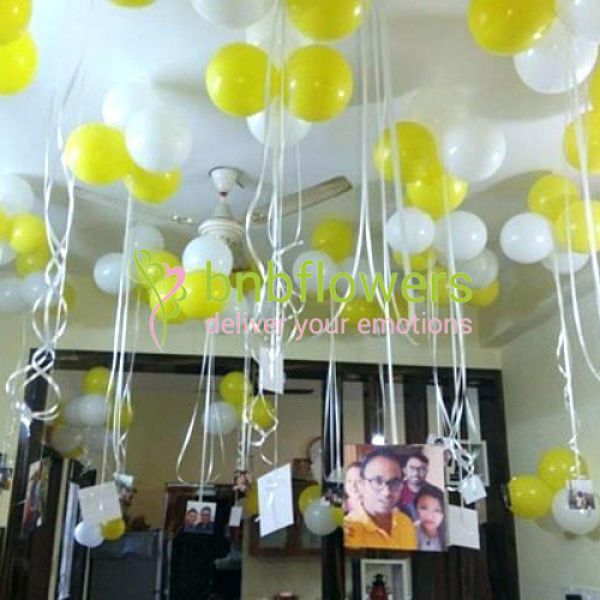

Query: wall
[[502, 291, 600, 599]]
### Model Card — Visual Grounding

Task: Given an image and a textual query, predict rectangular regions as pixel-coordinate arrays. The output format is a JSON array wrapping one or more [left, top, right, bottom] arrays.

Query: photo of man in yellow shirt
[[344, 447, 417, 550]]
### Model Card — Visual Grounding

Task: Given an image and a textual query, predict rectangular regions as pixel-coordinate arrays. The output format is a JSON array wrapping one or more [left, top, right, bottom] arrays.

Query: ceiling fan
[[172, 166, 353, 271]]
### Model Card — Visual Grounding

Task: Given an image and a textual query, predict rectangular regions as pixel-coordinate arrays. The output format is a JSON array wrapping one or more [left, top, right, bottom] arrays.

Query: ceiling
[[0, 0, 597, 346]]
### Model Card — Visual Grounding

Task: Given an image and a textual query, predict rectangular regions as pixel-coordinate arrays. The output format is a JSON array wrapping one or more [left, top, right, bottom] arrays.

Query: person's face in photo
[[185, 510, 198, 527], [200, 508, 212, 524], [416, 494, 444, 536], [360, 456, 403, 516], [405, 457, 428, 488], [345, 465, 361, 501]]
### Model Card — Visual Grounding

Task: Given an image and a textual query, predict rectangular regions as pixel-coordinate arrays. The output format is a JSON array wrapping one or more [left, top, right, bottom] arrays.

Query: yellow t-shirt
[[344, 505, 417, 550]]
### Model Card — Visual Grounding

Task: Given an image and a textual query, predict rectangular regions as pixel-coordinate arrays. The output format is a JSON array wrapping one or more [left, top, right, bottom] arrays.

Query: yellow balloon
[[468, 0, 556, 56], [246, 486, 259, 516], [528, 174, 579, 222], [373, 122, 441, 184], [250, 396, 275, 430], [64, 282, 76, 309], [331, 506, 344, 528], [0, 208, 11, 241], [110, 0, 154, 6], [0, 0, 31, 44], [299, 484, 321, 513], [0, 33, 37, 95], [219, 371, 252, 409], [407, 172, 468, 220], [555, 201, 600, 253], [591, 67, 600, 110], [564, 111, 600, 174], [538, 447, 588, 492], [284, 45, 353, 122], [311, 219, 354, 262], [285, 0, 369, 41], [9, 213, 46, 254], [83, 366, 111, 395], [15, 246, 50, 276], [341, 297, 381, 328], [65, 124, 131, 185], [180, 270, 228, 320], [206, 43, 278, 118], [124, 163, 181, 204], [101, 518, 126, 541], [133, 249, 181, 288], [107, 400, 134, 430], [393, 249, 437, 272], [468, 280, 500, 308], [508, 475, 553, 519], [147, 274, 187, 324]]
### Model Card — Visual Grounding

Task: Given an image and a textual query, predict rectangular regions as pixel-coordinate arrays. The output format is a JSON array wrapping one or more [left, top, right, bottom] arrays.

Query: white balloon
[[63, 400, 83, 427], [204, 401, 239, 435], [407, 86, 468, 137], [182, 236, 233, 275], [293, 251, 337, 294], [102, 82, 159, 130], [434, 211, 488, 262], [130, 223, 165, 253], [303, 500, 337, 536], [192, 0, 274, 28], [442, 119, 507, 183], [51, 427, 83, 457], [514, 21, 598, 94], [455, 250, 499, 289], [125, 106, 192, 172], [74, 521, 104, 548], [83, 426, 108, 454], [385, 208, 435, 255], [542, 251, 589, 274], [247, 109, 311, 147], [0, 277, 24, 313], [78, 394, 108, 427], [500, 213, 554, 264], [220, 287, 250, 321], [20, 272, 49, 308], [94, 253, 125, 295], [559, 0, 600, 43], [0, 243, 15, 266], [246, 9, 308, 60], [552, 489, 600, 535], [0, 174, 35, 215]]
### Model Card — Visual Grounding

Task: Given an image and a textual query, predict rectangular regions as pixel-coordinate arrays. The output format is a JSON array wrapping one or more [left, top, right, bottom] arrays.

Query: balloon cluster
[[0, 0, 37, 95], [50, 366, 133, 460], [65, 82, 190, 205], [206, 371, 276, 436], [509, 447, 600, 535], [0, 175, 76, 313], [501, 173, 594, 273], [371, 107, 503, 308], [74, 516, 127, 549], [469, 0, 600, 96], [298, 484, 342, 536], [201, 0, 364, 132]]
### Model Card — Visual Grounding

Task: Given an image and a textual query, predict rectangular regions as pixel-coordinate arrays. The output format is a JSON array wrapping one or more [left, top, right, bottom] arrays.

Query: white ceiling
[[0, 0, 597, 345]]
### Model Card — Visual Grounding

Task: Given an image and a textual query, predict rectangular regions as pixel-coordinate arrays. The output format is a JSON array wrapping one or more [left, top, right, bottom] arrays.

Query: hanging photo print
[[344, 445, 447, 552], [184, 500, 217, 535], [21, 459, 49, 536]]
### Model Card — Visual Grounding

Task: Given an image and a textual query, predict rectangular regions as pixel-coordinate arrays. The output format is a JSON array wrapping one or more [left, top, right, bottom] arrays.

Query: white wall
[[502, 291, 600, 600]]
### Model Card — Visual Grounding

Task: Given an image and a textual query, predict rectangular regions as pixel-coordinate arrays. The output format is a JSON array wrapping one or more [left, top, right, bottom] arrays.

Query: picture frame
[[445, 440, 490, 487], [359, 558, 412, 600]]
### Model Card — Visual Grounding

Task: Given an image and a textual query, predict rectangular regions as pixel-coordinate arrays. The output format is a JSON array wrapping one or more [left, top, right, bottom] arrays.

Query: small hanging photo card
[[257, 463, 294, 537], [447, 505, 480, 550], [77, 481, 122, 526]]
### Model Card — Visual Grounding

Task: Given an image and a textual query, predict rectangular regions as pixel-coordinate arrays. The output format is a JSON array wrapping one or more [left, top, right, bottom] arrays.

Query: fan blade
[[250, 176, 352, 225]]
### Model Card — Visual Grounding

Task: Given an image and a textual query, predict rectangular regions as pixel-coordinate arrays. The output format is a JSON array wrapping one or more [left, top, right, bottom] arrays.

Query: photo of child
[[414, 486, 446, 551]]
